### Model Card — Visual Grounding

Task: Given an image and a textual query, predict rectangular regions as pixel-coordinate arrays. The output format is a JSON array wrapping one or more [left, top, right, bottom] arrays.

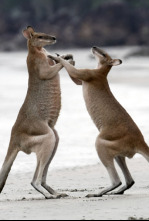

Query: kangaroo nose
[[52, 37, 56, 41], [93, 46, 97, 49]]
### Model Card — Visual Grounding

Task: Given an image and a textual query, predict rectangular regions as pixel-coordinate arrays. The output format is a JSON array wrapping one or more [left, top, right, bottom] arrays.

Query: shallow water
[[0, 47, 149, 174]]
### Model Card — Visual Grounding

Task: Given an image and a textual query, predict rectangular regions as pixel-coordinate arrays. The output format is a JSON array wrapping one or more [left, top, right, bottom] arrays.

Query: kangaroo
[[0, 26, 73, 199], [50, 47, 149, 197]]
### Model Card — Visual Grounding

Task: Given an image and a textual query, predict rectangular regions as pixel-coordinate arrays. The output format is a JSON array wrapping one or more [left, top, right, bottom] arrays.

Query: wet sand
[[1, 158, 149, 220]]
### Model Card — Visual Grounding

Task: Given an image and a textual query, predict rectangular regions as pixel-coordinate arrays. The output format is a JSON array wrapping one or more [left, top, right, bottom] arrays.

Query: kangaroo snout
[[38, 35, 56, 43], [52, 36, 56, 41], [50, 36, 56, 43], [92, 46, 106, 57], [44, 35, 56, 43], [92, 46, 97, 52]]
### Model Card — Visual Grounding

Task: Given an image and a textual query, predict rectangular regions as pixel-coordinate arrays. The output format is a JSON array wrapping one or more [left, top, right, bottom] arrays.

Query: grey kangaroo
[[0, 26, 74, 199], [50, 47, 149, 197]]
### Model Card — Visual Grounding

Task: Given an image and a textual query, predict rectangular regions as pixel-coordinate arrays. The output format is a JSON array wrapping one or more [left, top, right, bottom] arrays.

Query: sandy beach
[[1, 158, 149, 220], [0, 48, 149, 220]]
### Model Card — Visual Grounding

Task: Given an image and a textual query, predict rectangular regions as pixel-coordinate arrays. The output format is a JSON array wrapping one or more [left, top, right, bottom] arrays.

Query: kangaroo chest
[[28, 75, 61, 127], [39, 78, 61, 123], [82, 83, 103, 129]]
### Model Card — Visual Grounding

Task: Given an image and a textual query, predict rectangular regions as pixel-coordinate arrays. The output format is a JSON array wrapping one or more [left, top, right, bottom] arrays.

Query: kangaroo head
[[92, 47, 122, 72], [22, 26, 56, 48]]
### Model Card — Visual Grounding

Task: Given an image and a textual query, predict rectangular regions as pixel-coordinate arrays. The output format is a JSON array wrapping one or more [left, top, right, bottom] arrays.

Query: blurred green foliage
[[0, 0, 149, 50], [1, 0, 149, 15], [1, 0, 149, 21]]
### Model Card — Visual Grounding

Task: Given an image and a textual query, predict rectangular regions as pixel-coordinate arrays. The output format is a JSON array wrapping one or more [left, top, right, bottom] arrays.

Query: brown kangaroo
[[0, 26, 73, 199], [50, 47, 149, 197]]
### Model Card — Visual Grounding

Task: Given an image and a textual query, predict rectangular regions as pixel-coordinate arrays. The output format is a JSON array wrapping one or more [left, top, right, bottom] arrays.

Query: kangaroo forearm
[[69, 76, 82, 85], [66, 68, 91, 82], [60, 58, 91, 81]]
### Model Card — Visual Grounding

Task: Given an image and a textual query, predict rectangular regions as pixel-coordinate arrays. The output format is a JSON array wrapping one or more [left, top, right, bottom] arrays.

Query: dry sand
[[0, 157, 149, 220]]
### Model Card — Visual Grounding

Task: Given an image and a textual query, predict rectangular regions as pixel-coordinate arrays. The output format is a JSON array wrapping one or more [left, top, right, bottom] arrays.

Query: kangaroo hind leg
[[86, 142, 122, 198], [111, 156, 135, 195], [31, 130, 63, 199], [0, 144, 18, 193], [41, 129, 68, 198]]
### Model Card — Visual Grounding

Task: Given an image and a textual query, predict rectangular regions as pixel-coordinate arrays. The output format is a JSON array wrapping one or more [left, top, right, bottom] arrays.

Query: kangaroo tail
[[0, 145, 18, 193], [138, 143, 149, 162]]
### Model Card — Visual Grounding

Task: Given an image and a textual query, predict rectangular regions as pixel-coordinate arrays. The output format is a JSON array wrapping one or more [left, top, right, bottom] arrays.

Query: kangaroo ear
[[22, 26, 35, 39], [110, 59, 122, 66], [27, 26, 35, 34], [22, 29, 32, 39]]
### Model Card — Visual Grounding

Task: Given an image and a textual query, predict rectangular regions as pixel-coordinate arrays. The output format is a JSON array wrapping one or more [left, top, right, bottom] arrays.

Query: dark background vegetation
[[0, 0, 149, 51]]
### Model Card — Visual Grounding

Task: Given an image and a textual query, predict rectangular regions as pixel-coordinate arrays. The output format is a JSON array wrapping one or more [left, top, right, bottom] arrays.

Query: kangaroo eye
[[101, 53, 106, 58], [38, 36, 44, 39]]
